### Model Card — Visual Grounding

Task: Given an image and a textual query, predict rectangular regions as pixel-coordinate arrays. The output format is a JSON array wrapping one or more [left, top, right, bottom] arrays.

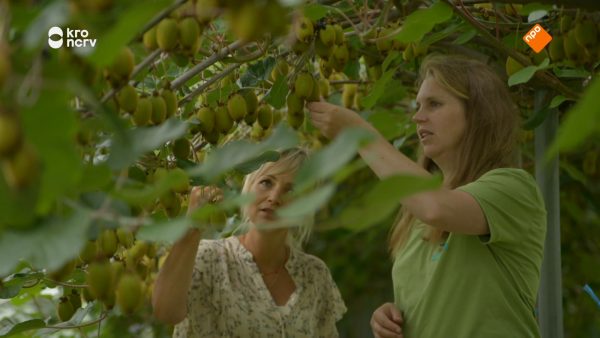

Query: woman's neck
[[240, 227, 289, 272]]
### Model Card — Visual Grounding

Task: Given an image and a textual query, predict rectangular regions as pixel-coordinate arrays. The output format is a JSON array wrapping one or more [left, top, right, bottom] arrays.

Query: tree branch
[[445, 0, 580, 99], [180, 63, 240, 105]]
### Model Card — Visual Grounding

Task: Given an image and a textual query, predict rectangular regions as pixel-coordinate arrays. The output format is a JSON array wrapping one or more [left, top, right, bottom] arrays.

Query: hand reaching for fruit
[[188, 186, 224, 214], [307, 101, 372, 139]]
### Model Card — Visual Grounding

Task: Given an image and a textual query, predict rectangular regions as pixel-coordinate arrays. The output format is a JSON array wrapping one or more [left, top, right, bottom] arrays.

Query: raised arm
[[307, 102, 488, 235], [152, 186, 219, 324]]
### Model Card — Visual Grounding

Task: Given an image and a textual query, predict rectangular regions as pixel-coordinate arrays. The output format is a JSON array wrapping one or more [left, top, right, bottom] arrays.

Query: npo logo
[[522, 24, 552, 53], [47, 26, 97, 49]]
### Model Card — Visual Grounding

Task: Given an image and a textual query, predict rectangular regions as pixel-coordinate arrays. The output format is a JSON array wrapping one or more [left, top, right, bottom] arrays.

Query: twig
[[180, 63, 240, 105], [133, 0, 188, 42], [329, 80, 372, 85], [46, 312, 109, 330], [100, 49, 162, 104], [444, 0, 580, 99], [43, 278, 88, 289], [171, 40, 246, 90]]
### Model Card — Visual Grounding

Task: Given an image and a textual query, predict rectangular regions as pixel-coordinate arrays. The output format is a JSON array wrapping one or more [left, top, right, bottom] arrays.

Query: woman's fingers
[[372, 321, 403, 338]]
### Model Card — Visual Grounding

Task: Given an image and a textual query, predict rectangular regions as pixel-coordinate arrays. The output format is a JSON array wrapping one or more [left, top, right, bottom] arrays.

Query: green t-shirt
[[392, 168, 547, 338]]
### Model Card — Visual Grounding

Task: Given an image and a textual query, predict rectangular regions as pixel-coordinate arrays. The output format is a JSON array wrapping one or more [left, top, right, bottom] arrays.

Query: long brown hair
[[389, 54, 520, 254]]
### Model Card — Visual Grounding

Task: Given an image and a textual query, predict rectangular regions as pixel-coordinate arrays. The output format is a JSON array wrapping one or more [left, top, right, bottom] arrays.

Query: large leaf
[[22, 1, 68, 49], [295, 128, 374, 192], [0, 272, 44, 299], [361, 68, 396, 109], [0, 208, 91, 278], [546, 77, 600, 158], [395, 1, 453, 44], [264, 75, 288, 109], [136, 216, 190, 244], [188, 125, 299, 182], [508, 58, 550, 86], [304, 4, 329, 21], [112, 169, 188, 206], [339, 174, 442, 231], [368, 110, 410, 140], [0, 319, 46, 337], [87, 0, 171, 67], [240, 57, 275, 87], [20, 75, 83, 214], [108, 118, 187, 170], [275, 184, 336, 223], [234, 150, 281, 174]]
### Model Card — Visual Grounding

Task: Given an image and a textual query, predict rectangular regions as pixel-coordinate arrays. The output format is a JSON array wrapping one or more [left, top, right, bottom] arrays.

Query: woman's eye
[[429, 101, 441, 108], [259, 179, 272, 188]]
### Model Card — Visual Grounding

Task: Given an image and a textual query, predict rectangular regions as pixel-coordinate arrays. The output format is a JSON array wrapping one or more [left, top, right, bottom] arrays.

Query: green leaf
[[78, 164, 113, 192], [87, 0, 171, 67], [0, 208, 92, 278], [394, 1, 453, 44], [22, 1, 68, 49], [0, 272, 44, 299], [136, 216, 189, 244], [188, 125, 299, 182], [382, 51, 401, 73], [108, 118, 187, 170], [523, 107, 552, 130], [234, 151, 280, 174], [0, 319, 46, 337], [549, 95, 568, 108], [453, 28, 477, 44], [264, 75, 288, 109], [340, 174, 442, 231], [21, 80, 83, 214], [368, 110, 409, 140], [361, 68, 395, 109], [295, 128, 374, 192], [304, 4, 329, 21], [276, 184, 336, 221], [508, 65, 537, 86], [546, 77, 600, 158], [112, 169, 188, 206], [343, 58, 360, 79], [552, 67, 590, 78], [240, 57, 275, 87]]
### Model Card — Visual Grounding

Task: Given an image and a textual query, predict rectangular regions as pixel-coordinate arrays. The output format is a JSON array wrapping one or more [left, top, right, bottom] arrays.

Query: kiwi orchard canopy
[[0, 0, 598, 337]]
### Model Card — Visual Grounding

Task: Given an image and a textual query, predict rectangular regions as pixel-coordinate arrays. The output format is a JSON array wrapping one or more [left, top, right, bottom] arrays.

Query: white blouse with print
[[172, 236, 347, 338]]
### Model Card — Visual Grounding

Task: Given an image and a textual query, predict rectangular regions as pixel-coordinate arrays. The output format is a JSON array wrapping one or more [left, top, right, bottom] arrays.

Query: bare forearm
[[152, 228, 202, 324], [359, 133, 430, 179]]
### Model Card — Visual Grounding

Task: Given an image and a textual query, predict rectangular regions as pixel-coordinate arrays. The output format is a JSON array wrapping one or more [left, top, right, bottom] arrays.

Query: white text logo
[[47, 26, 97, 49]]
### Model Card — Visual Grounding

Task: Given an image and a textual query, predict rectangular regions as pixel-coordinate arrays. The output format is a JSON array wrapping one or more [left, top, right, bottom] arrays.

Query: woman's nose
[[412, 108, 427, 124], [267, 189, 283, 205]]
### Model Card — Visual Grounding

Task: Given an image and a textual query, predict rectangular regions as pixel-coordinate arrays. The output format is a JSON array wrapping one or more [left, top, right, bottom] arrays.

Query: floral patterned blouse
[[172, 236, 347, 338]]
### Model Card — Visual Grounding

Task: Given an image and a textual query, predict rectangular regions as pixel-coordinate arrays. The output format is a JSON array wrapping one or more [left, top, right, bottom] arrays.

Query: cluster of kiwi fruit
[[549, 14, 599, 66], [0, 107, 40, 192], [49, 228, 160, 320]]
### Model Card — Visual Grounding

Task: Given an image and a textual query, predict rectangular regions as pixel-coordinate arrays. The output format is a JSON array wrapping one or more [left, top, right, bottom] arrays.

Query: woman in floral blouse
[[152, 148, 346, 337]]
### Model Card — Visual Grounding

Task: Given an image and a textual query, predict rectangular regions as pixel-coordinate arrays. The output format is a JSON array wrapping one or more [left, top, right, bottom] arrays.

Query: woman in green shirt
[[307, 55, 546, 338]]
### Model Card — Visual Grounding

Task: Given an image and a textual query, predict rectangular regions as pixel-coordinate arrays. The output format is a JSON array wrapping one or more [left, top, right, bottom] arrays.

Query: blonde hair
[[389, 54, 519, 254], [240, 148, 313, 247]]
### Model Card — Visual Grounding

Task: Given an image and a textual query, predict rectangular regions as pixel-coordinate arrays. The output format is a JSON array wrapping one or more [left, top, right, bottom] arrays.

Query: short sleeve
[[457, 168, 546, 245], [315, 262, 347, 337]]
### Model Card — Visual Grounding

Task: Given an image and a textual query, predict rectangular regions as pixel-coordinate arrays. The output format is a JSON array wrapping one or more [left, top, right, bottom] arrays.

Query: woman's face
[[246, 170, 295, 224], [413, 75, 467, 165]]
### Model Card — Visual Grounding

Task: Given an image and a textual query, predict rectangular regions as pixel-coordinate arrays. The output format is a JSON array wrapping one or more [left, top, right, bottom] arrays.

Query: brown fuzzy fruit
[[286, 92, 304, 115], [294, 72, 314, 99], [172, 138, 190, 159], [319, 24, 336, 47], [116, 273, 144, 315], [86, 261, 114, 301], [227, 93, 247, 122], [117, 84, 138, 114], [105, 47, 134, 88], [215, 106, 233, 133], [150, 95, 167, 125], [257, 104, 273, 129], [241, 89, 258, 115], [178, 17, 201, 50], [197, 106, 215, 133], [0, 114, 21, 157], [1, 142, 39, 189], [294, 16, 314, 43], [57, 297, 75, 321], [133, 96, 152, 126], [287, 111, 304, 130], [97, 229, 118, 258], [156, 18, 179, 52], [161, 88, 178, 118], [143, 26, 158, 51]]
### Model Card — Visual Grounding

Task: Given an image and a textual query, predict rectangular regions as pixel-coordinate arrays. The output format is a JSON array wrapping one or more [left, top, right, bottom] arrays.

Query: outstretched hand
[[371, 302, 404, 338], [306, 101, 367, 139], [188, 186, 223, 215]]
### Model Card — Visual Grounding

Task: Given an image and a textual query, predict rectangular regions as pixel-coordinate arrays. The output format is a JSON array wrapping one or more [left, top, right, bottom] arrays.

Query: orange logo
[[523, 24, 552, 53]]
